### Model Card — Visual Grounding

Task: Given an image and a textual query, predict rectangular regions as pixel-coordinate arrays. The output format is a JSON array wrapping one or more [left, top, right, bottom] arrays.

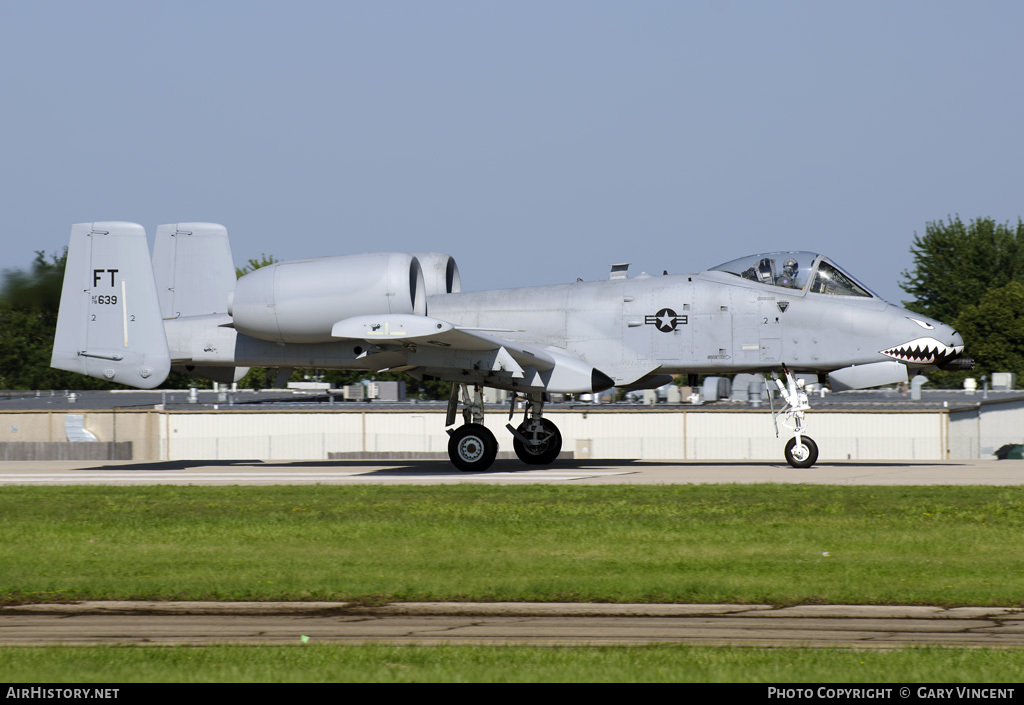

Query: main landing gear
[[445, 385, 563, 472], [769, 366, 819, 469], [447, 423, 498, 472], [446, 384, 498, 471], [508, 395, 563, 465]]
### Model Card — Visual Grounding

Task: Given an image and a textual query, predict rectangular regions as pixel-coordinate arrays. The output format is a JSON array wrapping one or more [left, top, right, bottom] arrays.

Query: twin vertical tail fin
[[152, 222, 236, 319], [51, 222, 171, 389], [151, 222, 247, 384]]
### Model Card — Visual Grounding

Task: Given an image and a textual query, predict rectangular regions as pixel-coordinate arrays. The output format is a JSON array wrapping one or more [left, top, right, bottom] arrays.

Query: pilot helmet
[[783, 258, 798, 275]]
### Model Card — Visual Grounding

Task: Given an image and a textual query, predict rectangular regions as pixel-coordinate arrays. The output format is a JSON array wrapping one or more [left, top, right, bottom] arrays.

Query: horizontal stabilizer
[[51, 222, 170, 389]]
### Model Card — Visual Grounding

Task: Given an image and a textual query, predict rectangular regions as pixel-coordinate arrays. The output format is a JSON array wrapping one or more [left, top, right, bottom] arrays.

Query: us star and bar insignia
[[645, 308, 688, 332]]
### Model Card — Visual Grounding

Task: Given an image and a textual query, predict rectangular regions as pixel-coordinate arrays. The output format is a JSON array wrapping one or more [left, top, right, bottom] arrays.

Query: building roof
[[1, 387, 1022, 413]]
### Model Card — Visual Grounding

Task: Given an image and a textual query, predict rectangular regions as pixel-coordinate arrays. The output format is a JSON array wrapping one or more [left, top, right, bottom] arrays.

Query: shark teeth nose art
[[881, 337, 964, 365]]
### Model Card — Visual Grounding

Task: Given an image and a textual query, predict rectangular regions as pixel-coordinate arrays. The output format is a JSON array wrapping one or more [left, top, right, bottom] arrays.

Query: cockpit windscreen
[[809, 261, 872, 297], [711, 252, 815, 291], [711, 252, 875, 298]]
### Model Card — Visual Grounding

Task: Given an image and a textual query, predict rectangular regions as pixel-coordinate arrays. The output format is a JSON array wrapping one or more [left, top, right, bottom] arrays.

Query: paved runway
[[4, 602, 1024, 647], [0, 457, 1022, 485]]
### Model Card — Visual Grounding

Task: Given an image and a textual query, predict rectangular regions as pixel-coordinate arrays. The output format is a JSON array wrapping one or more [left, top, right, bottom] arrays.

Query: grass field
[[2, 483, 1023, 606], [2, 644, 1024, 682]]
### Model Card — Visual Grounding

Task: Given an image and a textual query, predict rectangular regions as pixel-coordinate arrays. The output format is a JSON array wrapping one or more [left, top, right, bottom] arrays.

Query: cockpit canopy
[[710, 251, 875, 298]]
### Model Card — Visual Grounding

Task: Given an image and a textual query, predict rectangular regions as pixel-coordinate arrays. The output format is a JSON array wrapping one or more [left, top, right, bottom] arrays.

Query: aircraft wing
[[331, 314, 614, 394]]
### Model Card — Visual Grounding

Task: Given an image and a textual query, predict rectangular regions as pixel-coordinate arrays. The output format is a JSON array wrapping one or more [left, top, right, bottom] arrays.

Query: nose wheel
[[784, 436, 818, 468]]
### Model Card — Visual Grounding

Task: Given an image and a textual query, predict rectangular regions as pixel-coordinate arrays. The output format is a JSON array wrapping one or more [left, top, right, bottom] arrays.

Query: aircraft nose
[[935, 320, 964, 353], [880, 311, 968, 368], [950, 328, 964, 349]]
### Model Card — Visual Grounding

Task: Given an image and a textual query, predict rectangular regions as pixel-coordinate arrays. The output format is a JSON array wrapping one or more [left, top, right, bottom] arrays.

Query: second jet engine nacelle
[[412, 253, 461, 297], [229, 253, 427, 343]]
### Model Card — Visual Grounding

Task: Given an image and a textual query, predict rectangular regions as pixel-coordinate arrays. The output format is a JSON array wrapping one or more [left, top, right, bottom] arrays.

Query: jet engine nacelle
[[413, 253, 461, 296], [229, 253, 427, 343]]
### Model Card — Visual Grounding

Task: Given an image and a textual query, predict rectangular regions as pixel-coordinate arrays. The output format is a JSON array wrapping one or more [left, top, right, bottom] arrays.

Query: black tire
[[448, 423, 498, 472], [785, 436, 818, 469], [512, 418, 562, 465]]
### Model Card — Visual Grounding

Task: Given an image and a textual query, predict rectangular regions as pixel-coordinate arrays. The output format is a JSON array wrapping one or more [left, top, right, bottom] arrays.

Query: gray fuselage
[[425, 268, 959, 386]]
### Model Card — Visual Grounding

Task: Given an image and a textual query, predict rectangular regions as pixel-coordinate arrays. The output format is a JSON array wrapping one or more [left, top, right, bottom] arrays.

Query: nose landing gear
[[769, 366, 818, 469]]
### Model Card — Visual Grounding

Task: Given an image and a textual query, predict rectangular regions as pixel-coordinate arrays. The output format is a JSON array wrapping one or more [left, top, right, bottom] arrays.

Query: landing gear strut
[[507, 394, 562, 465], [446, 384, 498, 472], [769, 366, 819, 469]]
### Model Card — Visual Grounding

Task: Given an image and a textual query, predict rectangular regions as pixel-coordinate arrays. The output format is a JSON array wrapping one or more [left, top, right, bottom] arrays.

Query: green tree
[[947, 281, 1024, 388], [0, 250, 88, 389], [236, 253, 278, 278], [900, 216, 1024, 324], [1, 249, 67, 313]]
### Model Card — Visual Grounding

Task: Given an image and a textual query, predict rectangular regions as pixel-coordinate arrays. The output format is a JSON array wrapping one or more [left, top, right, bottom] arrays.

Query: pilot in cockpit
[[777, 258, 799, 287]]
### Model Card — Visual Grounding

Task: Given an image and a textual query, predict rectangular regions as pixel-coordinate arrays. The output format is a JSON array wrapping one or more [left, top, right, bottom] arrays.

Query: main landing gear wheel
[[785, 436, 818, 469], [512, 418, 562, 465], [448, 423, 498, 472]]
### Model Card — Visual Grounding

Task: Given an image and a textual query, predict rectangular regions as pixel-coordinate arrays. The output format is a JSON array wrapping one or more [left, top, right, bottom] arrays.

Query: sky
[[1, 1, 1021, 307]]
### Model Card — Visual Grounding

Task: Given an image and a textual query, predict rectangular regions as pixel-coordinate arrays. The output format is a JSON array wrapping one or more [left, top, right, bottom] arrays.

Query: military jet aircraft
[[51, 222, 971, 470]]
